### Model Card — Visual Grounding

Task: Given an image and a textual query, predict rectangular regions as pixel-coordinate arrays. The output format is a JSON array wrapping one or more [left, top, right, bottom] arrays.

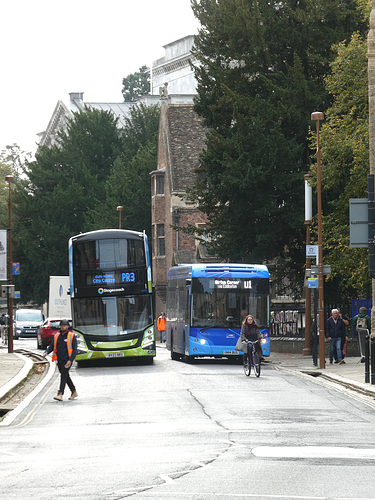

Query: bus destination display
[[214, 279, 252, 289], [92, 272, 136, 285]]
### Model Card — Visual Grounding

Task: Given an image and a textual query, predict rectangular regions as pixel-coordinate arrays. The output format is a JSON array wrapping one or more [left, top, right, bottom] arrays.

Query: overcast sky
[[0, 0, 199, 157]]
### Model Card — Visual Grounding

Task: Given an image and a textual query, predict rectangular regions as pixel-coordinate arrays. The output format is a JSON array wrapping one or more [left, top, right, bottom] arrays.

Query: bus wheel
[[171, 350, 180, 361], [170, 335, 180, 361]]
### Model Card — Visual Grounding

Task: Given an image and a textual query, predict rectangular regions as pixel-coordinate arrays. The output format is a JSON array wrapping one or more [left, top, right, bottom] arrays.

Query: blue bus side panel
[[186, 327, 270, 357]]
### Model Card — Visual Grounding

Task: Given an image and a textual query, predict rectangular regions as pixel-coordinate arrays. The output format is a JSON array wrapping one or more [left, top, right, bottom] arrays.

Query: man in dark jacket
[[43, 319, 78, 401], [326, 309, 346, 365]]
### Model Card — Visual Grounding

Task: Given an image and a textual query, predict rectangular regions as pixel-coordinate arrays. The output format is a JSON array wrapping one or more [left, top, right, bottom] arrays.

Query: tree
[[188, 0, 368, 296], [309, 31, 371, 304], [12, 108, 122, 304], [122, 65, 150, 102], [0, 145, 27, 255], [86, 103, 160, 238]]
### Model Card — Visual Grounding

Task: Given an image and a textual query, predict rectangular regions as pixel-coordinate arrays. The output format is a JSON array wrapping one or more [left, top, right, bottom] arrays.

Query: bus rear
[[166, 264, 270, 360]]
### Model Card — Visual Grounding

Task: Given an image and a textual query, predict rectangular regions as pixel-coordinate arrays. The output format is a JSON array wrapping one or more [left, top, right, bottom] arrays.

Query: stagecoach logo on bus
[[214, 279, 252, 289], [97, 287, 125, 295]]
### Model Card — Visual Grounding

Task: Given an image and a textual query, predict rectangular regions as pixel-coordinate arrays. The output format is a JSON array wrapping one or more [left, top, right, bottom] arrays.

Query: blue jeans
[[329, 337, 342, 362]]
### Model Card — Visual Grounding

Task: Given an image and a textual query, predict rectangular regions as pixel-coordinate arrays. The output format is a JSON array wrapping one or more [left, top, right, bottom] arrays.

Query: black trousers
[[57, 361, 75, 395]]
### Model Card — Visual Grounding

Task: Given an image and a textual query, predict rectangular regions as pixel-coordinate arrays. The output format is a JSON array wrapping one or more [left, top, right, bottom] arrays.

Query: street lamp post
[[116, 206, 124, 229], [303, 174, 312, 356], [311, 112, 325, 369], [5, 175, 14, 354]]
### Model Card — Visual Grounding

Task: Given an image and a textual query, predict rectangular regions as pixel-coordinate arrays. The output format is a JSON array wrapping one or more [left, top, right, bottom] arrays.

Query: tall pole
[[303, 174, 312, 356], [5, 175, 14, 354], [117, 206, 123, 229], [368, 1, 375, 335], [311, 112, 325, 369]]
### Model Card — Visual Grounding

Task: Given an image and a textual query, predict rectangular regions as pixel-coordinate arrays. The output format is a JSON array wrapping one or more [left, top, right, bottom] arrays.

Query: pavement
[[1, 344, 375, 419]]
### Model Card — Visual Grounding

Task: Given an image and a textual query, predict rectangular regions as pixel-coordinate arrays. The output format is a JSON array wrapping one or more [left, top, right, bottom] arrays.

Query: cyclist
[[240, 314, 263, 363]]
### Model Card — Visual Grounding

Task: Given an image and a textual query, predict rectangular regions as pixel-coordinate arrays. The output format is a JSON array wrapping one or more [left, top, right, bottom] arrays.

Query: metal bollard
[[371, 337, 375, 385], [365, 333, 370, 383]]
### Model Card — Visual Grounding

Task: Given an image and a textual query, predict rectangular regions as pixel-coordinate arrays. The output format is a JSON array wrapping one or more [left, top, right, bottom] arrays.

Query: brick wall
[[151, 101, 209, 316]]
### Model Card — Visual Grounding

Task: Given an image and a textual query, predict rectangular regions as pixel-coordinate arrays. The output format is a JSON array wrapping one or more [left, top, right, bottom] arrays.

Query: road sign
[[308, 278, 318, 288], [349, 198, 368, 248], [310, 265, 331, 276], [306, 245, 318, 257]]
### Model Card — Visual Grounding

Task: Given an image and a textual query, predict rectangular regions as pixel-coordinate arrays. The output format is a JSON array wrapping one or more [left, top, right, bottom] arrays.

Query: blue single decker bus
[[166, 263, 270, 361]]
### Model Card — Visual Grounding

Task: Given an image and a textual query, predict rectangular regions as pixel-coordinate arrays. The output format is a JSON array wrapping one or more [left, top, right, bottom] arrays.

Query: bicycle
[[243, 340, 261, 377]]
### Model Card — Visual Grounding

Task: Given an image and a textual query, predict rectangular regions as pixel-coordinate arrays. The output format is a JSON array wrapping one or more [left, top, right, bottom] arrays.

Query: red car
[[37, 318, 72, 350]]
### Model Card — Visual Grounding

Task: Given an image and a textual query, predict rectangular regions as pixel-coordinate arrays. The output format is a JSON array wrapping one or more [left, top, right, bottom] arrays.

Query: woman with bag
[[236, 314, 263, 364]]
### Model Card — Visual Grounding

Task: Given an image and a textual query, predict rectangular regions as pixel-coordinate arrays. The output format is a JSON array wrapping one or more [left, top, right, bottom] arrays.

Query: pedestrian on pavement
[[352, 306, 371, 362], [157, 312, 166, 343], [238, 314, 263, 363], [326, 309, 346, 365], [336, 309, 349, 364], [43, 319, 78, 401]]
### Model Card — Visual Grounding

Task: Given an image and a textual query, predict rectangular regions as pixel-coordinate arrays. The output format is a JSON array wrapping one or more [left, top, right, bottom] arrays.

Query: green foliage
[[12, 108, 122, 304], [309, 31, 371, 302], [189, 0, 368, 297], [86, 103, 160, 239], [122, 65, 150, 102], [0, 146, 21, 231]]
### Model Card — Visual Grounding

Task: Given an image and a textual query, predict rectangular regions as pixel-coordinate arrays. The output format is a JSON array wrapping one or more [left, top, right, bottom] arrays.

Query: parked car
[[37, 317, 72, 350], [14, 309, 44, 340]]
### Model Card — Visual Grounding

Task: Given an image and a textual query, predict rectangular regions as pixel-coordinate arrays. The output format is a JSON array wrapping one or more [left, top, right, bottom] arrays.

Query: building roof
[[70, 96, 135, 128]]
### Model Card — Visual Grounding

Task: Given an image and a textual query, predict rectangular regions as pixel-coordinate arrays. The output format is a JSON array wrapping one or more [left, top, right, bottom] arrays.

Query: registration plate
[[105, 352, 125, 358], [222, 350, 237, 355]]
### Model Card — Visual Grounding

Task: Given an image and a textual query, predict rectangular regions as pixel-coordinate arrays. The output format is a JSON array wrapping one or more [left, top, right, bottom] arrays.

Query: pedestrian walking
[[157, 312, 166, 343], [326, 309, 346, 365], [352, 306, 371, 362], [43, 319, 78, 401], [336, 309, 349, 364]]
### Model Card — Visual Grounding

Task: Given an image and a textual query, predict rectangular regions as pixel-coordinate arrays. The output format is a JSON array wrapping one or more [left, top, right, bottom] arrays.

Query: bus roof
[[70, 229, 145, 243], [168, 263, 269, 280]]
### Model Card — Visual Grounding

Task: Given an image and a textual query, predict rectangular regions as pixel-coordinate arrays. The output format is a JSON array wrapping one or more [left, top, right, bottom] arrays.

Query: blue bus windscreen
[[191, 277, 269, 329]]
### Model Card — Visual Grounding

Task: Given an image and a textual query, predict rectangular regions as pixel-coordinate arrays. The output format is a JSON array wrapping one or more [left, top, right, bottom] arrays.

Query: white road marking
[[252, 446, 375, 460]]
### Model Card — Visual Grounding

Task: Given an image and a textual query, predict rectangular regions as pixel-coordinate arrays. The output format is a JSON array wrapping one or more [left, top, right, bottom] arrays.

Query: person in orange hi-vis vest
[[157, 312, 166, 343], [43, 319, 78, 401]]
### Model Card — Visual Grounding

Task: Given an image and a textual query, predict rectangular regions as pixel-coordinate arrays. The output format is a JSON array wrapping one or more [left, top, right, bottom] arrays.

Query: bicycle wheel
[[243, 355, 251, 376], [252, 353, 261, 377]]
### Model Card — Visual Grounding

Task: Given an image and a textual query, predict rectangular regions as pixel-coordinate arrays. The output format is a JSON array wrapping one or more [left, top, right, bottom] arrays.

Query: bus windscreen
[[73, 295, 152, 337], [191, 277, 269, 329]]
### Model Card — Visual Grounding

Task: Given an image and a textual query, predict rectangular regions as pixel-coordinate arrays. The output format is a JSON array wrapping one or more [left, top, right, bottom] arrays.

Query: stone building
[[151, 35, 197, 95], [38, 36, 197, 149], [150, 96, 217, 316], [37, 92, 135, 148]]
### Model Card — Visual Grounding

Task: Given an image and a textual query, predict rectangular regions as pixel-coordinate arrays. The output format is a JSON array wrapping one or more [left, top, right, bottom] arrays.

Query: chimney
[[69, 92, 84, 102]]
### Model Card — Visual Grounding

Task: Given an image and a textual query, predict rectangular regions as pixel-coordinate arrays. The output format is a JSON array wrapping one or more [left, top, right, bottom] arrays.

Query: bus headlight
[[75, 332, 88, 353], [142, 328, 154, 347], [261, 338, 267, 344]]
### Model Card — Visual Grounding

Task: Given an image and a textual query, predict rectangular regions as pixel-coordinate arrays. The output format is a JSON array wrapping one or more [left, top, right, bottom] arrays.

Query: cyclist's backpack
[[356, 316, 367, 330]]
